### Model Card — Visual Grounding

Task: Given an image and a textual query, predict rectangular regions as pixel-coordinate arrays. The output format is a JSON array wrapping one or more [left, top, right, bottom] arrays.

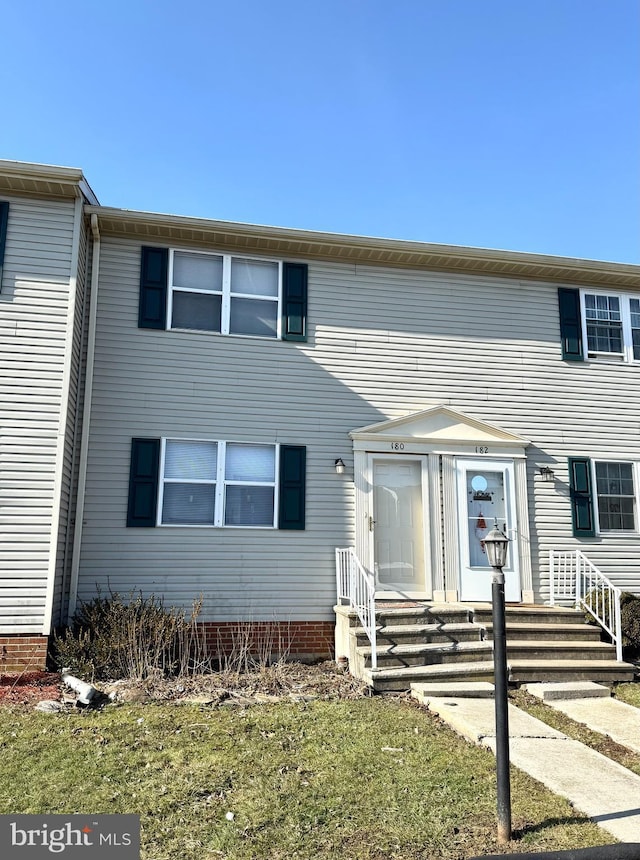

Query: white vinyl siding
[[0, 195, 78, 632], [76, 237, 640, 624]]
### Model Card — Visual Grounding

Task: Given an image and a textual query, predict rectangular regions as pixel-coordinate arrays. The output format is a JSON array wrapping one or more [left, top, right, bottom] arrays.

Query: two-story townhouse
[[2, 158, 640, 678]]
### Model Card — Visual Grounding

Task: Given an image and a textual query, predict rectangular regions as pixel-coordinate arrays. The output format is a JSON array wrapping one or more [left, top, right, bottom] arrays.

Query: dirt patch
[[0, 661, 371, 708]]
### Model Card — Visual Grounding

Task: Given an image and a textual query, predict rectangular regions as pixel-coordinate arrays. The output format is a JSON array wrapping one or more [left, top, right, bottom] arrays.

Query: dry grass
[[0, 677, 613, 859]]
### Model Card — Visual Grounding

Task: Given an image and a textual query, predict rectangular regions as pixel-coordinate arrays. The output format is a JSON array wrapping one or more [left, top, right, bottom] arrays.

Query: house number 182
[[475, 446, 489, 454]]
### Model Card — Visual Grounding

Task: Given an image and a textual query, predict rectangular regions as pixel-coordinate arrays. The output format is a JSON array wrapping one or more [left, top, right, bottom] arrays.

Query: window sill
[[596, 530, 638, 537], [168, 326, 280, 341], [159, 523, 276, 529], [583, 356, 639, 367]]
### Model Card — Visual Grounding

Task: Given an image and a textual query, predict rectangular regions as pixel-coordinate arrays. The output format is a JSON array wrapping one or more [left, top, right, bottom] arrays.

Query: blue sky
[[2, 1, 639, 262]]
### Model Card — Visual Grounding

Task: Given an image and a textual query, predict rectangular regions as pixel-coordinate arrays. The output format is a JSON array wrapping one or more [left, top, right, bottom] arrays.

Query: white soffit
[[350, 406, 530, 446]]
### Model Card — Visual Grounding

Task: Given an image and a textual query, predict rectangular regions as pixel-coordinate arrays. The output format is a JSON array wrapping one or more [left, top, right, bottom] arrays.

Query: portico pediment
[[350, 405, 529, 448]]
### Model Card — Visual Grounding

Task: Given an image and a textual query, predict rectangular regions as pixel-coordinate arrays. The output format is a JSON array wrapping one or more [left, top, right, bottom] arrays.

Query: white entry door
[[457, 459, 521, 602], [370, 457, 429, 596]]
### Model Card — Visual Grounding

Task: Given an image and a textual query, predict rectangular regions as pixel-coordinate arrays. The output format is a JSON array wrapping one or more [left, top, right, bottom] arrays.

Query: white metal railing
[[549, 549, 623, 662], [336, 547, 377, 670]]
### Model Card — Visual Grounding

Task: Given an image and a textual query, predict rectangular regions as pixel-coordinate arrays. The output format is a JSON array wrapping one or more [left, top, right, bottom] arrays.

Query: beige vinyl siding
[[0, 195, 76, 632], [51, 214, 90, 627], [78, 239, 640, 623]]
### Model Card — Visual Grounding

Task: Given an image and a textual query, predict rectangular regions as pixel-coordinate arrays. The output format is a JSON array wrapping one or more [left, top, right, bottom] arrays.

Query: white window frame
[[592, 459, 639, 534], [167, 249, 283, 339], [158, 437, 280, 528], [581, 289, 640, 363]]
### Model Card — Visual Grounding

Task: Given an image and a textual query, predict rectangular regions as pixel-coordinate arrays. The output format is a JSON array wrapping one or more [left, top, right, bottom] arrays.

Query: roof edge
[[86, 205, 640, 285], [0, 159, 100, 204]]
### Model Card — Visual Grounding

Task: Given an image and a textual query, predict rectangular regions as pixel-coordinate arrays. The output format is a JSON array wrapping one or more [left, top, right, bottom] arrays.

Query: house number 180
[[391, 442, 405, 450]]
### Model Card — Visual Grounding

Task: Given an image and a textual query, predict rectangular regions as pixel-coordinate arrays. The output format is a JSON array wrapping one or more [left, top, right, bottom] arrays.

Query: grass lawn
[[0, 696, 611, 859], [615, 681, 640, 709]]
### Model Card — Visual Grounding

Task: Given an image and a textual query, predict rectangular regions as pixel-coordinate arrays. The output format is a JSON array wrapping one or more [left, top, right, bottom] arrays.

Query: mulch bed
[[0, 672, 61, 705], [0, 662, 371, 708]]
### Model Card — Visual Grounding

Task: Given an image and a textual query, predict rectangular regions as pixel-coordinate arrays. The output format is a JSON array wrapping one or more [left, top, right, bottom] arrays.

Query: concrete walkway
[[412, 683, 640, 843], [527, 683, 640, 756]]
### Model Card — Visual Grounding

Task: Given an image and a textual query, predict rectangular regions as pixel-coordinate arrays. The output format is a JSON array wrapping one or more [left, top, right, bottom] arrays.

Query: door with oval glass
[[456, 459, 521, 602]]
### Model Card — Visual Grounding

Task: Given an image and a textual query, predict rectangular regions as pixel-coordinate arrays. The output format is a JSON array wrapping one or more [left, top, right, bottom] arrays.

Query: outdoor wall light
[[539, 466, 555, 483], [334, 458, 346, 475]]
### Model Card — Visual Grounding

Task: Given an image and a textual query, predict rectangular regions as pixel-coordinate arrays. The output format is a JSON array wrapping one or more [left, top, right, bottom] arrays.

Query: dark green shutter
[[278, 445, 306, 529], [558, 287, 584, 361], [568, 457, 595, 537], [127, 438, 161, 527], [139, 247, 168, 329], [282, 262, 307, 342], [0, 202, 9, 291]]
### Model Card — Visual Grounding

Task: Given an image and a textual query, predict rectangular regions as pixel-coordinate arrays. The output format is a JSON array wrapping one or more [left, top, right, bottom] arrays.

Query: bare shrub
[[216, 619, 292, 678], [53, 590, 213, 680]]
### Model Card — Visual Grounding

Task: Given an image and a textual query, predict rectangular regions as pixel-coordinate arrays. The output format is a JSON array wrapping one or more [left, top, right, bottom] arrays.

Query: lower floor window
[[595, 461, 636, 531], [160, 439, 277, 527]]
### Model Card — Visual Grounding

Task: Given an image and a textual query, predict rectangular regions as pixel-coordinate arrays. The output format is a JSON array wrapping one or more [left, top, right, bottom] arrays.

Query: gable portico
[[349, 406, 534, 604]]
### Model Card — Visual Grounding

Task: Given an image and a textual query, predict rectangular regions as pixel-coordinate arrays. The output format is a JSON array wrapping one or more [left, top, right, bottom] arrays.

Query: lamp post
[[483, 525, 512, 845]]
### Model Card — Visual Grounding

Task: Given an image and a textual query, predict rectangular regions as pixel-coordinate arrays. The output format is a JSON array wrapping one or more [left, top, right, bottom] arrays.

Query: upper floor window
[[582, 291, 640, 362], [139, 246, 307, 341], [170, 251, 281, 338]]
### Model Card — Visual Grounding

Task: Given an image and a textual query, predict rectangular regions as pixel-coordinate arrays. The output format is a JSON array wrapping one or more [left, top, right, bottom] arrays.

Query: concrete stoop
[[334, 602, 636, 691]]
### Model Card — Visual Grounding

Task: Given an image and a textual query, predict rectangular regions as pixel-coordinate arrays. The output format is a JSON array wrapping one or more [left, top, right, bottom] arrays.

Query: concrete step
[[525, 681, 612, 701], [364, 658, 634, 691], [411, 681, 495, 700], [472, 604, 588, 626], [508, 659, 635, 684], [503, 640, 615, 662], [358, 640, 493, 669], [365, 661, 498, 691], [374, 605, 471, 627], [353, 621, 484, 647], [483, 621, 603, 641], [342, 601, 634, 691], [358, 638, 615, 670]]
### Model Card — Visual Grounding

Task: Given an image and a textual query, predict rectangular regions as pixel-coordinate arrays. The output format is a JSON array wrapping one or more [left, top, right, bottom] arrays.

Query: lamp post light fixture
[[334, 458, 346, 475], [483, 525, 512, 845]]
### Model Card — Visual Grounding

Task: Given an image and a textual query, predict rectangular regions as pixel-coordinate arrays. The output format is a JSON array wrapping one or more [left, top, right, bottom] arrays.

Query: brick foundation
[[0, 636, 49, 674], [200, 621, 335, 662], [0, 621, 335, 676]]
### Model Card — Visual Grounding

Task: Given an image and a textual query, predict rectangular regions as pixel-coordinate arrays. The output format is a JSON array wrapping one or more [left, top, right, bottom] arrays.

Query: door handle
[[369, 516, 376, 532]]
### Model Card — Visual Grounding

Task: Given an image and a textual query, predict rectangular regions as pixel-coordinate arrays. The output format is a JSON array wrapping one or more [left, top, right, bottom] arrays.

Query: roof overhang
[[86, 204, 640, 288], [0, 160, 99, 205]]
